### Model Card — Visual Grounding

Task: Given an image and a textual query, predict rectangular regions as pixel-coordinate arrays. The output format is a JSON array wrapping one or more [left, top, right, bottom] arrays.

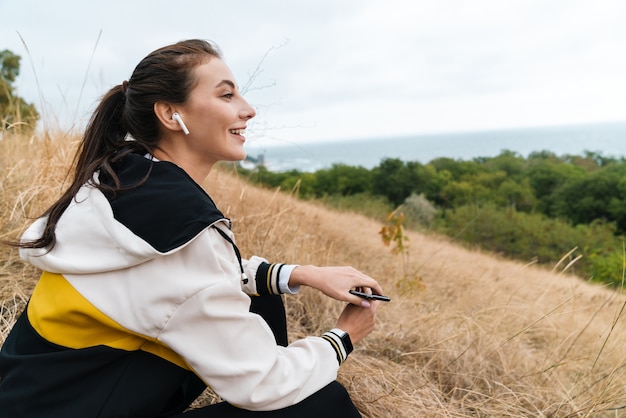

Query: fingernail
[[360, 300, 371, 308]]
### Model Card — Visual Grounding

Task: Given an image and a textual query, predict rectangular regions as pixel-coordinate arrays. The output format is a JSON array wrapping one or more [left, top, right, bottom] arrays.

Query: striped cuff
[[321, 328, 354, 365], [255, 262, 286, 295]]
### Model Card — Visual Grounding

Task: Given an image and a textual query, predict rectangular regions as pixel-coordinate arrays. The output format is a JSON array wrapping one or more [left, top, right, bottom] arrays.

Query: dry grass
[[2, 131, 626, 417]]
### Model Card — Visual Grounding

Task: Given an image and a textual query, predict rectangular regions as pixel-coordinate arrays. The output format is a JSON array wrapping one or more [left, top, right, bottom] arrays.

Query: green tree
[[372, 158, 414, 206], [440, 180, 479, 207], [483, 150, 526, 177], [552, 167, 623, 227], [313, 164, 372, 196], [526, 155, 586, 216], [496, 178, 537, 212], [1, 49, 39, 132], [430, 157, 485, 180]]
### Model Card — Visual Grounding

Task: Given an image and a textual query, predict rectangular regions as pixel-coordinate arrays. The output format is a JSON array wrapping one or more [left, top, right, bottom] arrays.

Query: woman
[[0, 39, 383, 417]]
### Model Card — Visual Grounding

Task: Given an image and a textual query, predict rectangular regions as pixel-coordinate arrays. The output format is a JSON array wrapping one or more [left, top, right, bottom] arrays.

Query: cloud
[[1, 0, 625, 143]]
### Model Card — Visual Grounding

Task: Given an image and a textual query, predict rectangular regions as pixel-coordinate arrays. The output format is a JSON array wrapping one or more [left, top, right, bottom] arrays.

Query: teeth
[[230, 129, 245, 135]]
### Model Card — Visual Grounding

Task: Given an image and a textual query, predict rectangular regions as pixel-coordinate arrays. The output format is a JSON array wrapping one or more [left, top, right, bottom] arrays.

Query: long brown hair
[[18, 39, 222, 250]]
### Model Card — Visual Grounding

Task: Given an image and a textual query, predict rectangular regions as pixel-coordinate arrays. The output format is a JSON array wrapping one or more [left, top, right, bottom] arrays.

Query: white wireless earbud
[[172, 112, 190, 135]]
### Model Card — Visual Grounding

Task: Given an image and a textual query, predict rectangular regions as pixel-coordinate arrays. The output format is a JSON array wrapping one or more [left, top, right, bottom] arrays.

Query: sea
[[244, 121, 626, 173]]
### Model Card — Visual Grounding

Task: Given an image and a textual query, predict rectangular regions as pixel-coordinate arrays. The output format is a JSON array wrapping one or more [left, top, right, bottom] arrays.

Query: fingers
[[292, 264, 386, 305], [355, 272, 385, 296], [345, 268, 384, 295], [347, 289, 388, 308], [370, 299, 380, 312], [344, 269, 386, 307]]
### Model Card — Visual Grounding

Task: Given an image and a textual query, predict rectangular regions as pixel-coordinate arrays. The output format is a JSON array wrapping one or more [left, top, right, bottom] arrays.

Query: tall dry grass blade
[[552, 247, 578, 274], [16, 31, 46, 130], [560, 254, 583, 275], [592, 299, 626, 369], [73, 29, 102, 124]]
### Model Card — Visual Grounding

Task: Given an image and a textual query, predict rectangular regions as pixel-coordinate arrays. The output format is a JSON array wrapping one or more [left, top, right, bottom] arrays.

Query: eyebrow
[[216, 80, 236, 89]]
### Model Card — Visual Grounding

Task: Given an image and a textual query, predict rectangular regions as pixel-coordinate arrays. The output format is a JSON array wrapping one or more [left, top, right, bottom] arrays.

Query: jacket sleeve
[[154, 228, 348, 411], [241, 256, 300, 296]]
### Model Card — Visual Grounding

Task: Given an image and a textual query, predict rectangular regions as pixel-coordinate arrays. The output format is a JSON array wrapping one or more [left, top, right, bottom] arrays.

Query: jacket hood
[[20, 184, 163, 274], [20, 154, 226, 275]]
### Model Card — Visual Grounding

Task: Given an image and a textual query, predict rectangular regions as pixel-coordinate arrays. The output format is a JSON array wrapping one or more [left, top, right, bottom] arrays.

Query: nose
[[240, 98, 256, 120]]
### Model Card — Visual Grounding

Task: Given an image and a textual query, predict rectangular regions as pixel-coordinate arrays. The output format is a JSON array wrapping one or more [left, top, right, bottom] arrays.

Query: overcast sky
[[1, 0, 625, 148]]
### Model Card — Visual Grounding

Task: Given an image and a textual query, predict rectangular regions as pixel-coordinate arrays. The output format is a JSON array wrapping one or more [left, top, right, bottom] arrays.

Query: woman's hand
[[289, 265, 385, 307], [335, 300, 379, 344]]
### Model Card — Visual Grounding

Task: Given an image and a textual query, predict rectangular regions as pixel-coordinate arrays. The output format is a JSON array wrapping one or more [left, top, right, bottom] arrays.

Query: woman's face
[[178, 58, 256, 165]]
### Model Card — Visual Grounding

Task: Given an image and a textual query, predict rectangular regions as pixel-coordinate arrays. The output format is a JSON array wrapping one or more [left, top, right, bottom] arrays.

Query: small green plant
[[379, 209, 425, 293], [379, 209, 408, 255]]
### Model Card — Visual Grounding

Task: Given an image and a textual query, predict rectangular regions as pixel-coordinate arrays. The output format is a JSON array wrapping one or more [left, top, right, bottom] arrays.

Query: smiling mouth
[[229, 129, 245, 136]]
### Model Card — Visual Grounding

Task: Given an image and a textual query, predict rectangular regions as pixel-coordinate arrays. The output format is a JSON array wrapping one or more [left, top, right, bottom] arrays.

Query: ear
[[154, 102, 181, 133]]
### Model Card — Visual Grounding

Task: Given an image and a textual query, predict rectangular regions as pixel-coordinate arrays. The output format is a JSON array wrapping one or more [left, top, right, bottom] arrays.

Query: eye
[[222, 93, 234, 99]]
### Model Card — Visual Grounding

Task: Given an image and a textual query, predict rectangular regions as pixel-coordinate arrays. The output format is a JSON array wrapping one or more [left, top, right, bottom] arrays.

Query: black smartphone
[[349, 289, 391, 302]]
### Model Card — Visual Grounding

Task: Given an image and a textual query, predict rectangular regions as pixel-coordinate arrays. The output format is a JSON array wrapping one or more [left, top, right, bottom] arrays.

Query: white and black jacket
[[0, 153, 351, 417]]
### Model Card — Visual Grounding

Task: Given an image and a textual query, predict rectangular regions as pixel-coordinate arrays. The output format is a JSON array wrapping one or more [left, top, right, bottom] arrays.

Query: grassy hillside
[[2, 131, 626, 417]]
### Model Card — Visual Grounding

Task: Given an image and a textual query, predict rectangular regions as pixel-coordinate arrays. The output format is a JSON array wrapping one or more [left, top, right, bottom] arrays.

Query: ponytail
[[19, 84, 133, 250]]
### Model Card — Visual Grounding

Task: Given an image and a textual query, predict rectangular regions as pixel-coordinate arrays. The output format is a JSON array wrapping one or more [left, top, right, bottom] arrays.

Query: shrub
[[399, 193, 437, 230]]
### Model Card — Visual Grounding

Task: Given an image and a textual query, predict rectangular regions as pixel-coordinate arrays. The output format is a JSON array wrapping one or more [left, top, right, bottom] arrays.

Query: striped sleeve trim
[[321, 329, 352, 365], [255, 262, 285, 295]]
